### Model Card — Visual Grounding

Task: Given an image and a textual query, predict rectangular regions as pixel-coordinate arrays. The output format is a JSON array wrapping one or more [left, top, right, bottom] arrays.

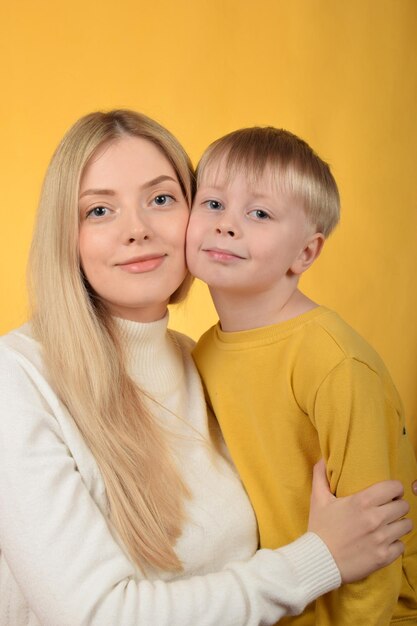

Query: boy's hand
[[308, 459, 413, 583]]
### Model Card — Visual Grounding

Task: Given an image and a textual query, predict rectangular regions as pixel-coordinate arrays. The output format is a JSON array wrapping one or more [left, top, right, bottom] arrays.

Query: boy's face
[[186, 168, 316, 296]]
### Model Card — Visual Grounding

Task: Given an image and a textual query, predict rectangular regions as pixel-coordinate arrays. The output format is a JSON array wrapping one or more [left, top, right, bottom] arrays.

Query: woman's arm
[[308, 458, 412, 583], [0, 345, 411, 626]]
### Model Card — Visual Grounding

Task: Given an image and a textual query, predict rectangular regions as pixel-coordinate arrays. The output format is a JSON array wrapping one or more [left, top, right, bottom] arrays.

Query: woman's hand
[[308, 459, 414, 583]]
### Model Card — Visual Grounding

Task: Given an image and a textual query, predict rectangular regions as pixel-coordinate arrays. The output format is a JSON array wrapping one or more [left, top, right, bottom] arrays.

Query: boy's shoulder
[[290, 307, 396, 386], [292, 307, 400, 400], [193, 308, 383, 367], [193, 322, 217, 348], [193, 308, 392, 385], [298, 307, 384, 368]]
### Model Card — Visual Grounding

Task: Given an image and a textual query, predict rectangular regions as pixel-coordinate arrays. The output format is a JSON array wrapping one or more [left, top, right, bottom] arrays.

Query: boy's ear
[[290, 233, 325, 276]]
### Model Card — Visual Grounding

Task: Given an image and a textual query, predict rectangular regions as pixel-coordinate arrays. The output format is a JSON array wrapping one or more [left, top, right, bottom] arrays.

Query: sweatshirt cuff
[[276, 532, 341, 605]]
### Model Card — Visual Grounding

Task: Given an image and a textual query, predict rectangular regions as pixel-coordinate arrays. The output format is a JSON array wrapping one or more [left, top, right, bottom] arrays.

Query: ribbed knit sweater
[[0, 315, 340, 625]]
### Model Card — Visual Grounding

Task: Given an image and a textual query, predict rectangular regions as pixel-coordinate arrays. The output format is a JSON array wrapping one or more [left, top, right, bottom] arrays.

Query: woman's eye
[[86, 206, 110, 218], [249, 209, 270, 220], [205, 200, 223, 210], [153, 194, 174, 206]]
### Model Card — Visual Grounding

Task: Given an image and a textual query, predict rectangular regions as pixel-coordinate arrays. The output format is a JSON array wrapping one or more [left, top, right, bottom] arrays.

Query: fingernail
[[412, 481, 417, 496]]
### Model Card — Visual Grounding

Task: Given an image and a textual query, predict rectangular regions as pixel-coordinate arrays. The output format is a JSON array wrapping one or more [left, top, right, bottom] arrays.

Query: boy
[[186, 127, 417, 625]]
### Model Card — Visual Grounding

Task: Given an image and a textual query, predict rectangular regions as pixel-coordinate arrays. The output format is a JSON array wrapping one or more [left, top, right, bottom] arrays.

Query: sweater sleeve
[[0, 344, 340, 626], [311, 357, 403, 625]]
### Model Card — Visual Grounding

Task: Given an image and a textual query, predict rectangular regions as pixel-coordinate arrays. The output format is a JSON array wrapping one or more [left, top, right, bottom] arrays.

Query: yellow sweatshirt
[[193, 306, 417, 625]]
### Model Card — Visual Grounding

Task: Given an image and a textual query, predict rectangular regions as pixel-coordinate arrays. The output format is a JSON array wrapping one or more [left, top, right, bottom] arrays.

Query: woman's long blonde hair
[[29, 110, 195, 571]]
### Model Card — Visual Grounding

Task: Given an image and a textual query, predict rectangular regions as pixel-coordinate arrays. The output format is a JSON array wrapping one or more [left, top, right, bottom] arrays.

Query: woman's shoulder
[[1, 321, 36, 347], [0, 322, 44, 373], [0, 324, 59, 412], [1, 322, 36, 356], [168, 328, 196, 353]]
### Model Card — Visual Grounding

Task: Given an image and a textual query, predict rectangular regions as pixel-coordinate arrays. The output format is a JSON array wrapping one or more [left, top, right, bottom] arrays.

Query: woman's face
[[78, 136, 189, 322]]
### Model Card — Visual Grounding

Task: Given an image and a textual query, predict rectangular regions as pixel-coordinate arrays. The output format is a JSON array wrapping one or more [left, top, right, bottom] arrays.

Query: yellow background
[[1, 0, 416, 451]]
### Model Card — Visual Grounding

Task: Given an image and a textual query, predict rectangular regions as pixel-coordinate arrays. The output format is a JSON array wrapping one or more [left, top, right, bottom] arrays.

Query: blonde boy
[[187, 127, 417, 625]]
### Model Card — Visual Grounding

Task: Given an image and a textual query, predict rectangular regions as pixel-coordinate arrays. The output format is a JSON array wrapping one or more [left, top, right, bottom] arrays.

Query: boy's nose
[[215, 216, 240, 238], [215, 225, 236, 237]]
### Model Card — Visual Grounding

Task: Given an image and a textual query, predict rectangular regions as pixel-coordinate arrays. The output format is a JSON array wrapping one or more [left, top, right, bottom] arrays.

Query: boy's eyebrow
[[246, 190, 275, 200], [198, 183, 275, 201], [79, 175, 178, 199]]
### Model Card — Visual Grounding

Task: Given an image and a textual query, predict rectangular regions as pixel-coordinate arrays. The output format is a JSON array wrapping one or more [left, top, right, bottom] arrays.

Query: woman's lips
[[117, 255, 166, 273]]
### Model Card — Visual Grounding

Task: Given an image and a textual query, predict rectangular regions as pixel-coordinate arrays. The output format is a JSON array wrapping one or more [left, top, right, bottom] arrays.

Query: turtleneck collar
[[114, 313, 184, 398]]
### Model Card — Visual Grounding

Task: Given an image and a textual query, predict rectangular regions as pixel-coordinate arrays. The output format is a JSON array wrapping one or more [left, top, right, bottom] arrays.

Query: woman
[[0, 110, 412, 626]]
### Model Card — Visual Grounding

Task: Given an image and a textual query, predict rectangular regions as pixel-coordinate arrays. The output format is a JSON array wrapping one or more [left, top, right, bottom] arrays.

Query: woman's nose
[[123, 210, 151, 243]]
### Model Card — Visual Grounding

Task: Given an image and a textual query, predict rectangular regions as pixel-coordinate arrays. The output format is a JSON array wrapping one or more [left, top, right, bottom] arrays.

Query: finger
[[355, 480, 404, 506], [378, 498, 410, 525], [412, 480, 417, 496], [383, 540, 405, 566], [384, 518, 413, 544], [311, 459, 334, 505]]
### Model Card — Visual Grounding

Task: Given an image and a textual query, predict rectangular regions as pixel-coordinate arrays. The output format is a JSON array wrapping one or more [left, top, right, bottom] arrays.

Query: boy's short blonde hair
[[197, 127, 340, 237]]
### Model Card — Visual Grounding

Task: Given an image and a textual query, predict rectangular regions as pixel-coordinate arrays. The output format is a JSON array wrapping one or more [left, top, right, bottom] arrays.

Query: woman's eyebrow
[[79, 175, 178, 199], [142, 175, 178, 189], [79, 189, 116, 199]]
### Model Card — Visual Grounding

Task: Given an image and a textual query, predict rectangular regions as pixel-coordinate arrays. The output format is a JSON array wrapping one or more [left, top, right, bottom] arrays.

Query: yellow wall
[[1, 0, 416, 451]]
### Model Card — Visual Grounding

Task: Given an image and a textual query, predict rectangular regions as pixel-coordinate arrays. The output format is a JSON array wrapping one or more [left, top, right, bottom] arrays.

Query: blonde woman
[[0, 110, 413, 626]]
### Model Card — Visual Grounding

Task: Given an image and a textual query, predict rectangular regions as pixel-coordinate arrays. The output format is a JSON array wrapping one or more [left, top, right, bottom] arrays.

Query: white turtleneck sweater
[[0, 316, 340, 626]]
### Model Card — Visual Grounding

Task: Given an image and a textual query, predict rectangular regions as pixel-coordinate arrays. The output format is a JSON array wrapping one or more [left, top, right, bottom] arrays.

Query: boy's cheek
[[185, 234, 198, 274], [185, 234, 208, 280], [185, 217, 202, 252]]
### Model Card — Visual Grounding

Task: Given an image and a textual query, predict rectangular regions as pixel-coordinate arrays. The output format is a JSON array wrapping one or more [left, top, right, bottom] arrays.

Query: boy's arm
[[311, 357, 405, 625]]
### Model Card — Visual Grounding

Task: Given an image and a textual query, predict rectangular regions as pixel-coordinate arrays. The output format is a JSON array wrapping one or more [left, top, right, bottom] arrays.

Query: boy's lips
[[116, 254, 166, 273], [203, 247, 246, 261]]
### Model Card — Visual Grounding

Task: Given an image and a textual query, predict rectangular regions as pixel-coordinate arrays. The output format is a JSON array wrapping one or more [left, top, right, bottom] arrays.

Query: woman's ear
[[290, 233, 325, 276]]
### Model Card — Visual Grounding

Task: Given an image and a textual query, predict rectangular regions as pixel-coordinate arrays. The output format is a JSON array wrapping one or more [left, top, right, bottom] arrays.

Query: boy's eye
[[204, 200, 223, 210], [86, 206, 110, 218], [152, 194, 174, 206], [249, 209, 270, 220]]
